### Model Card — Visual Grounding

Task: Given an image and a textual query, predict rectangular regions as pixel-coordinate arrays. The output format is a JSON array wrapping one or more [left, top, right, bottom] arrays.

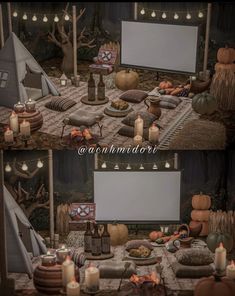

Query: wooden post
[[0, 4, 4, 48], [0, 150, 15, 295], [48, 150, 54, 247], [203, 3, 212, 73], [94, 153, 98, 170], [7, 2, 12, 34], [134, 2, 138, 20], [72, 5, 77, 80], [174, 152, 179, 169]]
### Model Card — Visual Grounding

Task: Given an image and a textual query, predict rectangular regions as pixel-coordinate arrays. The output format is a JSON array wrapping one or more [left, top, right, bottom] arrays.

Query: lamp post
[[0, 4, 4, 48], [48, 150, 54, 247]]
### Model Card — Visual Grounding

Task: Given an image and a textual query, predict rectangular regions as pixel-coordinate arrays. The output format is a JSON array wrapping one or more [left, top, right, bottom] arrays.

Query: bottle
[[97, 74, 105, 101], [91, 224, 101, 256], [88, 73, 96, 101], [84, 221, 92, 253], [101, 224, 110, 254]]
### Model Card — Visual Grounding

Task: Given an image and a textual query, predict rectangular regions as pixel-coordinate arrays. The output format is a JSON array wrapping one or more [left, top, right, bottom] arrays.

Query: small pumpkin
[[189, 221, 209, 237], [159, 80, 173, 89], [206, 232, 233, 253], [192, 193, 211, 210], [107, 223, 129, 246], [115, 70, 139, 91], [149, 231, 164, 242], [194, 276, 235, 296], [170, 87, 183, 96], [191, 210, 210, 222], [215, 63, 235, 72], [217, 46, 235, 64], [192, 92, 217, 115]]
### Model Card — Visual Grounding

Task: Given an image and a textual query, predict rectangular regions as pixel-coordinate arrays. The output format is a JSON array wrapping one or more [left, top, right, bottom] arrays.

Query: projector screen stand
[[154, 71, 160, 81], [135, 225, 139, 236]]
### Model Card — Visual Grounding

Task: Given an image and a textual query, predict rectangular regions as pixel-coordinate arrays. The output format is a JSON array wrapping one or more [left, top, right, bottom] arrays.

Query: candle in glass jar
[[226, 260, 235, 280], [148, 124, 159, 144], [56, 245, 70, 264], [215, 242, 227, 272], [85, 265, 100, 293], [25, 98, 36, 112], [20, 120, 30, 137], [4, 128, 14, 143], [67, 277, 80, 296], [14, 101, 25, 113], [41, 251, 57, 266], [9, 111, 19, 134], [133, 135, 142, 146], [62, 256, 75, 289], [134, 115, 144, 137]]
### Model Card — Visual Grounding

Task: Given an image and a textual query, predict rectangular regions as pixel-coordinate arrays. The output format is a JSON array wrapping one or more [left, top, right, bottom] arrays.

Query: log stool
[[18, 110, 43, 132]]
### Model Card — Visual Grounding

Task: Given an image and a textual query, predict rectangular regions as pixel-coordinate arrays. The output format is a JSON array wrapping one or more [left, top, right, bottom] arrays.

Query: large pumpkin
[[194, 276, 235, 296], [107, 223, 129, 246], [191, 210, 210, 222], [217, 46, 235, 64], [189, 221, 209, 237], [115, 70, 139, 91], [192, 193, 211, 210], [206, 232, 233, 253], [192, 92, 217, 115], [215, 63, 235, 72]]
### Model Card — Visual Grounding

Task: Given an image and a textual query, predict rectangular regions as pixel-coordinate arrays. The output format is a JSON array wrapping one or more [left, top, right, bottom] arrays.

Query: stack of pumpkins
[[189, 193, 211, 237]]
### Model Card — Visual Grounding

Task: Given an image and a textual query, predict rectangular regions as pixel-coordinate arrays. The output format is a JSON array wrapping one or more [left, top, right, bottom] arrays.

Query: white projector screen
[[94, 171, 181, 223], [121, 21, 199, 73]]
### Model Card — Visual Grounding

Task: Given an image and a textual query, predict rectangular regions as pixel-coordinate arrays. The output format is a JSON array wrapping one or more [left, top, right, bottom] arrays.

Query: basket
[[188, 79, 211, 94]]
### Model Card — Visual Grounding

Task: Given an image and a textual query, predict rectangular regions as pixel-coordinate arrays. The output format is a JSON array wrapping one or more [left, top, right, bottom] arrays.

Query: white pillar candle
[[67, 278, 80, 296], [62, 256, 75, 289], [20, 120, 30, 137], [4, 128, 14, 143], [133, 135, 142, 146], [226, 260, 235, 280], [85, 266, 100, 293], [9, 111, 19, 133], [134, 115, 144, 137], [215, 242, 227, 272], [148, 124, 159, 144]]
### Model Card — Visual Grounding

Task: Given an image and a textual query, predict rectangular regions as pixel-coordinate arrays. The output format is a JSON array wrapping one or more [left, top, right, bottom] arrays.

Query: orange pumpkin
[[189, 221, 209, 237], [191, 210, 210, 222], [192, 193, 211, 210], [149, 231, 164, 242], [217, 46, 235, 64], [170, 87, 183, 96], [159, 81, 173, 89], [215, 63, 235, 72], [194, 276, 235, 296]]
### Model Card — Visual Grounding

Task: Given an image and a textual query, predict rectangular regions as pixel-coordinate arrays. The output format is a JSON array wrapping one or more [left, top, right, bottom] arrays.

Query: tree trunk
[[61, 41, 74, 74]]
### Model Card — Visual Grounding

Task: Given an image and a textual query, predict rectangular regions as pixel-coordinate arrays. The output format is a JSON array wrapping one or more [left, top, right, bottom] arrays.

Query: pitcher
[[144, 96, 161, 119]]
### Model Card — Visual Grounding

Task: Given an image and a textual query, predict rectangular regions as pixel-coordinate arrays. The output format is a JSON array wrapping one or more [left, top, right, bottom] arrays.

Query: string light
[[186, 13, 191, 19], [13, 11, 18, 17], [151, 11, 156, 18], [21, 162, 28, 171], [198, 11, 204, 18], [54, 14, 59, 22], [37, 159, 44, 168], [140, 8, 145, 15], [162, 12, 167, 19], [114, 164, 119, 170], [64, 13, 70, 21], [152, 163, 158, 170], [22, 13, 28, 20], [165, 161, 170, 169], [174, 13, 179, 20], [139, 164, 144, 170], [32, 14, 37, 21], [101, 162, 107, 169], [126, 164, 132, 170], [43, 15, 48, 22], [139, 7, 206, 19], [5, 163, 12, 173]]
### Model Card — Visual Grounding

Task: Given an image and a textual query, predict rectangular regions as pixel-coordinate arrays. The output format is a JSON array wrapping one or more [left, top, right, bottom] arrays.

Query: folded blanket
[[99, 260, 136, 278], [171, 262, 214, 278]]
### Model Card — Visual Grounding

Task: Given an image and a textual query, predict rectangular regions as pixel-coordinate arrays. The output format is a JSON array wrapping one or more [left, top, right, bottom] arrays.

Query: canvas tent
[[0, 32, 60, 108], [4, 185, 47, 278]]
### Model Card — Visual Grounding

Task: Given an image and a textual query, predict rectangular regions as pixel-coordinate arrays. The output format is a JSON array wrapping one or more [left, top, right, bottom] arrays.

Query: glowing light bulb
[[13, 11, 18, 17], [5, 163, 12, 172], [198, 11, 204, 18], [139, 164, 144, 170], [101, 162, 107, 169], [64, 14, 70, 21], [23, 13, 28, 20], [186, 13, 191, 19], [152, 163, 158, 170], [43, 15, 48, 22], [162, 12, 167, 19], [140, 8, 145, 15], [151, 11, 156, 18], [174, 13, 179, 20], [165, 161, 170, 168], [37, 159, 43, 168], [126, 164, 131, 170], [114, 164, 119, 170], [54, 14, 59, 22], [32, 14, 37, 21], [21, 162, 28, 171]]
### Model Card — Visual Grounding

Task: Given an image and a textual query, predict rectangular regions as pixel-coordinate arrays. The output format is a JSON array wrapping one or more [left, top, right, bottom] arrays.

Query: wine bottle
[[101, 224, 110, 254], [84, 221, 92, 253], [88, 73, 96, 101], [91, 224, 101, 256], [97, 74, 105, 101]]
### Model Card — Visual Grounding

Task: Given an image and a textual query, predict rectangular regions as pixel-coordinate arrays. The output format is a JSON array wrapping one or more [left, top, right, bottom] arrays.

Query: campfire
[[130, 272, 160, 288]]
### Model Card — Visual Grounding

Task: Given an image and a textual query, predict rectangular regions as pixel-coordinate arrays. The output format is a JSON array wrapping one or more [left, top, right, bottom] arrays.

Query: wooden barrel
[[18, 111, 43, 132], [33, 264, 79, 295]]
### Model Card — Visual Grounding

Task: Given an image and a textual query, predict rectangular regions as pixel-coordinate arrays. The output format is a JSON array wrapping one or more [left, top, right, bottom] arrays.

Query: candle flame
[[70, 276, 76, 283], [219, 242, 224, 248], [47, 251, 51, 255], [66, 255, 71, 262], [11, 111, 16, 115], [231, 260, 235, 267], [62, 244, 65, 249]]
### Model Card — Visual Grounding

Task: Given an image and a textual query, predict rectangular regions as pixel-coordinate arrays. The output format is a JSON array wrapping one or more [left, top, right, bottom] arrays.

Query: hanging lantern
[[25, 98, 36, 113], [64, 14, 70, 21], [60, 73, 68, 86], [162, 12, 167, 19], [151, 11, 156, 18], [140, 8, 145, 15], [22, 13, 28, 20], [21, 162, 28, 171], [186, 13, 191, 19], [152, 163, 158, 170], [14, 101, 25, 113], [114, 164, 119, 170], [174, 13, 179, 20], [126, 164, 131, 170], [54, 14, 59, 22], [13, 11, 18, 17], [5, 163, 12, 172], [37, 159, 44, 168], [165, 161, 170, 168], [32, 14, 37, 21], [198, 11, 204, 18], [101, 162, 107, 169], [43, 15, 48, 22], [139, 164, 144, 170]]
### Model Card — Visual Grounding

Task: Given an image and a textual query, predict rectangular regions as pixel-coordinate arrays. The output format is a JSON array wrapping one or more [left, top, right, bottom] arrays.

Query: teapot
[[144, 96, 161, 119]]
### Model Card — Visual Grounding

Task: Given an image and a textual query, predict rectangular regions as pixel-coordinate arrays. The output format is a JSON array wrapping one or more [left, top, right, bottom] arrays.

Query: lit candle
[[134, 115, 144, 137], [226, 260, 235, 280], [148, 124, 159, 144], [20, 120, 30, 137], [25, 98, 36, 112], [9, 111, 19, 134], [215, 242, 227, 272], [4, 128, 14, 143], [41, 251, 57, 266], [56, 245, 70, 264], [67, 277, 80, 296], [133, 135, 142, 146], [85, 265, 100, 293], [62, 256, 75, 289]]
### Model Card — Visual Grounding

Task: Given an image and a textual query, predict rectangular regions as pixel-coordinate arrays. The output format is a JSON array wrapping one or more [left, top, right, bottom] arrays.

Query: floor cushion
[[45, 97, 76, 112], [122, 111, 157, 128], [120, 90, 148, 103], [68, 110, 104, 127], [126, 240, 154, 251], [176, 248, 214, 266], [118, 125, 149, 139], [171, 262, 214, 278], [99, 261, 137, 278]]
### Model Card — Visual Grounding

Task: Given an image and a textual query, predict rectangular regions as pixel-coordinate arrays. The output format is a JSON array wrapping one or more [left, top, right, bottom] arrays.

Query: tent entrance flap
[[23, 65, 43, 101], [16, 215, 33, 254]]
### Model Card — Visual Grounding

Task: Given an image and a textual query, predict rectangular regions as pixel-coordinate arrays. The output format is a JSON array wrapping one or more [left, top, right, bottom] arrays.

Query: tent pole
[[72, 5, 77, 82], [0, 150, 15, 295], [174, 152, 179, 169], [48, 150, 54, 247], [94, 153, 98, 170], [0, 4, 4, 48], [134, 2, 138, 20], [203, 3, 212, 73], [7, 2, 12, 34]]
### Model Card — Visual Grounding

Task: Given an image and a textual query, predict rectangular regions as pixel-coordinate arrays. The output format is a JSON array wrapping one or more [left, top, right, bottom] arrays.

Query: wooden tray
[[104, 105, 133, 117], [81, 95, 109, 105], [84, 252, 114, 260], [123, 256, 161, 266]]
